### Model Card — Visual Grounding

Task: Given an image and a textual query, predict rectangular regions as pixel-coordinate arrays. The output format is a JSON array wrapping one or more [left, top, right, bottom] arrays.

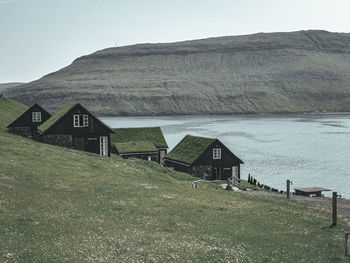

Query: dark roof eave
[[7, 103, 49, 128], [120, 151, 158, 155], [164, 158, 191, 167], [38, 103, 114, 134]]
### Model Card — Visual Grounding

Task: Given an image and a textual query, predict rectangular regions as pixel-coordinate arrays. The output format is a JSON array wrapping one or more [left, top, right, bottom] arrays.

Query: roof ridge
[[113, 140, 158, 154], [110, 127, 168, 148], [165, 134, 216, 165], [7, 103, 49, 128], [37, 103, 79, 134]]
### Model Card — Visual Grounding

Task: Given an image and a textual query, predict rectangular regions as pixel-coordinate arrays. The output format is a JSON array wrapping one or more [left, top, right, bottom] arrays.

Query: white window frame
[[73, 115, 80, 127], [232, 166, 238, 177], [73, 114, 89, 127], [32, 112, 41, 122], [213, 148, 221, 159], [100, 136, 108, 156]]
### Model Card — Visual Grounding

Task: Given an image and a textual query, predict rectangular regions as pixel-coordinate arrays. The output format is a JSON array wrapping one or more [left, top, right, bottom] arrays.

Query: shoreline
[[98, 112, 350, 118]]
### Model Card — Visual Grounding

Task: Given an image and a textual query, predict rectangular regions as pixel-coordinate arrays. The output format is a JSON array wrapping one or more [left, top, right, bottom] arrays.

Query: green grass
[[111, 127, 168, 149], [239, 180, 262, 191], [114, 140, 158, 154], [0, 97, 28, 128], [37, 103, 76, 133], [0, 99, 349, 262]]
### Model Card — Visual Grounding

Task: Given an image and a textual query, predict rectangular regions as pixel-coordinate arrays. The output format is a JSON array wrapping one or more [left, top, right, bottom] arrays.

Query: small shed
[[7, 103, 51, 138], [114, 141, 159, 161], [111, 127, 168, 163], [164, 135, 244, 181], [37, 103, 114, 156]]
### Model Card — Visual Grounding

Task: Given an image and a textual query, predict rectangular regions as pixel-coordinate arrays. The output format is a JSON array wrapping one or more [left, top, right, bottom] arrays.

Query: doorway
[[74, 136, 85, 151], [213, 167, 222, 180], [99, 136, 108, 156]]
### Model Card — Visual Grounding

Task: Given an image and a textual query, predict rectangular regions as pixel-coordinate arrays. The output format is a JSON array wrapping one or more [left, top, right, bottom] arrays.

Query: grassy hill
[[0, 98, 349, 262], [5, 30, 350, 116]]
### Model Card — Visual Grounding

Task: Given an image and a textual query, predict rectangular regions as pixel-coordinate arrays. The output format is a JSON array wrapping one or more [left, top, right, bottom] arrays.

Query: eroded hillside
[[5, 30, 350, 115]]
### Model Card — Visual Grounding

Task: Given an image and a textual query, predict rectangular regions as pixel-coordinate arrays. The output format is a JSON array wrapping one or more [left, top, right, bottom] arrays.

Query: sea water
[[101, 114, 350, 198]]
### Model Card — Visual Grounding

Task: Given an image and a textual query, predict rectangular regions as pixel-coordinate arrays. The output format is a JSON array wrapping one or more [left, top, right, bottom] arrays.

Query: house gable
[[38, 103, 113, 135], [164, 135, 215, 165], [7, 103, 51, 129], [192, 139, 244, 167], [164, 135, 243, 181]]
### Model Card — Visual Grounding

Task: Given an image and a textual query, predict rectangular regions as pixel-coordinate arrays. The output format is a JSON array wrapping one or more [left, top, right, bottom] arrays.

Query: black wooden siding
[[44, 106, 110, 135], [42, 104, 112, 156], [165, 139, 242, 181], [193, 140, 241, 180], [7, 104, 51, 138]]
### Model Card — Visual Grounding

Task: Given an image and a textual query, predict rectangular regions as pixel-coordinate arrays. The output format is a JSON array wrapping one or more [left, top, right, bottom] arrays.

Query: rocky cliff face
[[5, 30, 350, 115]]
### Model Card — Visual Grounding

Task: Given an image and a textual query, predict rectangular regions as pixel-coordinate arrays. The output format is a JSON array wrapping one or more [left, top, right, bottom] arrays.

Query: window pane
[[83, 115, 88, 127], [32, 112, 41, 122]]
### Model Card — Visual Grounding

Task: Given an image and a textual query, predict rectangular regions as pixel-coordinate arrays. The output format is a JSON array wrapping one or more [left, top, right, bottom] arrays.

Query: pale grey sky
[[1, 0, 350, 83]]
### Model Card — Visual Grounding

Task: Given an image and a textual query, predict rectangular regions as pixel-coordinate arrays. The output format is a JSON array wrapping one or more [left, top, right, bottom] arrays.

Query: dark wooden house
[[37, 103, 114, 156], [110, 127, 168, 163], [7, 103, 51, 138], [164, 135, 243, 180]]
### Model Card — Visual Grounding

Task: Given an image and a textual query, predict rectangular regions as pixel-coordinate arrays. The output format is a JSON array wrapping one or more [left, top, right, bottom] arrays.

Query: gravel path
[[246, 190, 350, 224]]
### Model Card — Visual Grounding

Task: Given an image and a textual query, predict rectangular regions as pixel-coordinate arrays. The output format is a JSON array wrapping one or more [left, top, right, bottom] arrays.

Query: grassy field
[[0, 97, 349, 262]]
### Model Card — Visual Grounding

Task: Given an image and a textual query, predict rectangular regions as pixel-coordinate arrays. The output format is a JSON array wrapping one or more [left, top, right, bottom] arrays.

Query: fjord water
[[101, 115, 350, 198]]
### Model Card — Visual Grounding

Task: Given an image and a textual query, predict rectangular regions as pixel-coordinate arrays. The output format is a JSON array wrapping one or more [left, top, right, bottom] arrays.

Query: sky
[[1, 0, 350, 83]]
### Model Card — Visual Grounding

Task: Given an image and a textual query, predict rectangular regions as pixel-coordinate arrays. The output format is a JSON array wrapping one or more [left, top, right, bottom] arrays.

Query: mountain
[[5, 30, 350, 116], [0, 82, 24, 92]]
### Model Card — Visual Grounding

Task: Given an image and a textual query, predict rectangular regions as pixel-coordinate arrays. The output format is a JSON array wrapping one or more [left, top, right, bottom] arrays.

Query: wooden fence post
[[286, 180, 290, 199], [332, 191, 337, 226], [345, 233, 350, 261]]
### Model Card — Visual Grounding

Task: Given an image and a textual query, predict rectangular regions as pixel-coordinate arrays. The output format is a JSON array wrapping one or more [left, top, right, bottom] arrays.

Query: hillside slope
[[0, 98, 349, 262], [0, 83, 25, 92], [5, 30, 350, 116]]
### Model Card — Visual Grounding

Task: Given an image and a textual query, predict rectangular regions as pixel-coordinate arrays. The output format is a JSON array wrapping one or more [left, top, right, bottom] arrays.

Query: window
[[73, 115, 79, 127], [32, 112, 41, 122], [73, 114, 89, 127], [213, 148, 221, 159], [83, 115, 88, 127]]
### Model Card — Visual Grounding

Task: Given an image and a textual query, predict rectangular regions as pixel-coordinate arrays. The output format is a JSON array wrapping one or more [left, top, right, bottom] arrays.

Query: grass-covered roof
[[111, 127, 168, 149], [165, 135, 216, 165], [7, 103, 51, 128], [114, 141, 158, 154], [1, 97, 28, 129], [38, 103, 77, 134]]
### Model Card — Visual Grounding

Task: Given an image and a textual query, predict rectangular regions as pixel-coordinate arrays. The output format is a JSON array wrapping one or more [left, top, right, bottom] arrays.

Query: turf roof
[[114, 141, 158, 154], [37, 103, 77, 134], [165, 135, 216, 165], [111, 127, 168, 149]]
